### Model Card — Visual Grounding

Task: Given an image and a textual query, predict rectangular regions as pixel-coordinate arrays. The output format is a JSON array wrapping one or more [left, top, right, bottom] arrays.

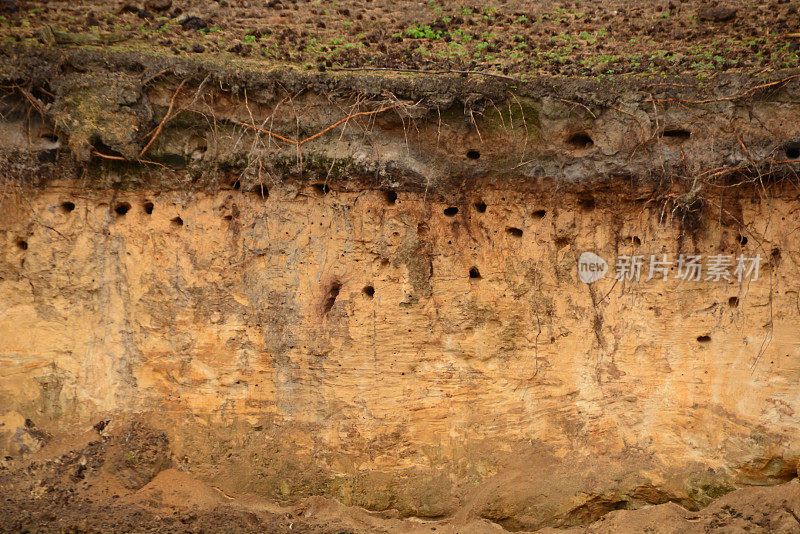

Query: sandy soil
[[1, 0, 799, 77]]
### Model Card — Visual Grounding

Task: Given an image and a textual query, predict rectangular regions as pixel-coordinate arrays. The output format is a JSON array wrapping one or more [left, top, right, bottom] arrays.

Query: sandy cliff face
[[1, 44, 800, 529], [1, 176, 798, 528]]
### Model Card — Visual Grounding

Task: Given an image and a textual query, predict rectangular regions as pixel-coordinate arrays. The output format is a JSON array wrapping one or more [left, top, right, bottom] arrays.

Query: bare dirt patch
[[0, 418, 799, 533]]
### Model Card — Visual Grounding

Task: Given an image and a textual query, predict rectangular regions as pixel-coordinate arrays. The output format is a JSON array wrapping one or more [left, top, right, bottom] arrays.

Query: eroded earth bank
[[1, 39, 800, 532]]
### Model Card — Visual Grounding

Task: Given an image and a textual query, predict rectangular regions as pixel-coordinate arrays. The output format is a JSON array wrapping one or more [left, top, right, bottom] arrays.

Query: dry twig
[[139, 79, 186, 158]]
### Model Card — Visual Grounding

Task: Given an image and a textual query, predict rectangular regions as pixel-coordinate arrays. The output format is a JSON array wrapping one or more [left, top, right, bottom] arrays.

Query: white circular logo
[[578, 252, 608, 284]]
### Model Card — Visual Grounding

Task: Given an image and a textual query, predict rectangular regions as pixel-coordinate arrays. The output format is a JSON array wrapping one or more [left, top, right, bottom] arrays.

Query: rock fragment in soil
[[145, 0, 171, 11], [179, 15, 207, 30], [698, 6, 737, 22]]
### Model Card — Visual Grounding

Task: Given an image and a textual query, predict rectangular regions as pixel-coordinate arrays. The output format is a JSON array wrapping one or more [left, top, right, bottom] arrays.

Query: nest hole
[[362, 285, 375, 298], [782, 141, 800, 160], [252, 184, 269, 199], [567, 132, 593, 149], [466, 149, 481, 160], [469, 267, 482, 279], [16, 239, 28, 250], [91, 141, 125, 160], [143, 202, 154, 215], [506, 227, 523, 238], [231, 179, 241, 190], [384, 190, 397, 205], [578, 196, 596, 211], [532, 209, 547, 219], [771, 247, 782, 266], [474, 201, 487, 213], [662, 128, 691, 140], [60, 201, 75, 213], [313, 183, 331, 195], [736, 234, 748, 246], [728, 296, 739, 307], [171, 216, 184, 227], [443, 207, 459, 217], [114, 202, 131, 216], [323, 282, 342, 314], [697, 335, 712, 343]]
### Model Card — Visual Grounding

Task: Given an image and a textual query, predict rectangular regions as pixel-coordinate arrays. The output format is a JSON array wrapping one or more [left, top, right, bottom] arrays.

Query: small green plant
[[450, 28, 472, 43], [405, 24, 441, 39], [447, 41, 466, 56]]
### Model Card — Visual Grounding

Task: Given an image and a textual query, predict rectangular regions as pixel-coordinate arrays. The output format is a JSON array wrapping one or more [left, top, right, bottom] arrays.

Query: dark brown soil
[[2, 0, 799, 78]]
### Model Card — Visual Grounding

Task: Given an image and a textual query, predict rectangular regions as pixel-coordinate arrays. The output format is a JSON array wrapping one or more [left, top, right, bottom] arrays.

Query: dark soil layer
[[2, 0, 800, 78]]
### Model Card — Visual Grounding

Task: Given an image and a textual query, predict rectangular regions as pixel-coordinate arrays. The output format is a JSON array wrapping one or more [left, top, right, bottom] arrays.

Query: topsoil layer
[[1, 0, 800, 78]]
